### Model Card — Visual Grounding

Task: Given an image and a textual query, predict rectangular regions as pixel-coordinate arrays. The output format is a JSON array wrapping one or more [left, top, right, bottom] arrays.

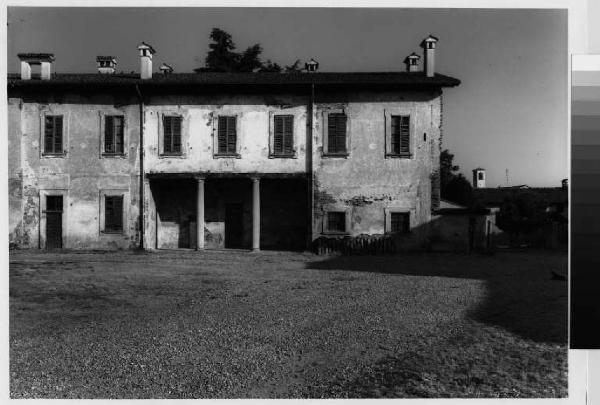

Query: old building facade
[[8, 38, 460, 251]]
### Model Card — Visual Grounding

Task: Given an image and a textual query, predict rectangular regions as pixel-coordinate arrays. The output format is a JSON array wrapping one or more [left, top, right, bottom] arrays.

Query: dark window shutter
[[283, 115, 294, 154], [105, 116, 114, 153], [400, 116, 410, 154], [44, 116, 54, 153], [163, 116, 173, 153], [391, 116, 400, 154], [114, 116, 124, 154], [328, 113, 346, 154], [54, 116, 63, 153], [172, 117, 182, 153], [274, 115, 284, 154]]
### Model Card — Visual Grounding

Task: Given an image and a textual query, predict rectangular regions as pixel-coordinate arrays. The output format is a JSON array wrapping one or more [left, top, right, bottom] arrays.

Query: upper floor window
[[273, 115, 294, 157], [104, 115, 124, 155], [326, 113, 348, 155], [163, 116, 182, 155], [44, 115, 63, 155], [390, 115, 410, 156], [217, 116, 237, 156]]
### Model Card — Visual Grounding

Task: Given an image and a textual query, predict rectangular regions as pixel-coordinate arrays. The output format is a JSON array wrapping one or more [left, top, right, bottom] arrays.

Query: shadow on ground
[[305, 251, 567, 345]]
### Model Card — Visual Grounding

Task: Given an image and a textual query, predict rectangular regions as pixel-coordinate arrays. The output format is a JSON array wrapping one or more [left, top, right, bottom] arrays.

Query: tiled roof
[[7, 71, 461, 88], [473, 187, 568, 206]]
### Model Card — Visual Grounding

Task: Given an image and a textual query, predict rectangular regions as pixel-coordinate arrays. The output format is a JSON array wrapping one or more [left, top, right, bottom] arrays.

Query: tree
[[496, 191, 550, 238], [195, 28, 303, 73], [440, 149, 460, 191], [443, 174, 473, 207]]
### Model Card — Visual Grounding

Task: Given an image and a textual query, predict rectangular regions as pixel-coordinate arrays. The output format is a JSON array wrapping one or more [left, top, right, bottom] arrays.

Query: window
[[478, 172, 484, 180], [390, 115, 410, 156], [327, 113, 347, 155], [163, 116, 182, 155], [327, 211, 346, 233], [104, 116, 124, 155], [217, 116, 237, 156], [104, 195, 123, 233], [273, 115, 294, 156], [390, 212, 410, 234], [44, 115, 63, 154]]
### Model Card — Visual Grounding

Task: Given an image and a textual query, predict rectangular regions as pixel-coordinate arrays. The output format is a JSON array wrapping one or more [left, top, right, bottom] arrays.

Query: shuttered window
[[104, 116, 124, 154], [390, 115, 410, 155], [327, 113, 347, 154], [390, 212, 410, 234], [327, 212, 346, 233], [217, 116, 237, 155], [44, 115, 63, 154], [273, 115, 294, 156], [105, 195, 123, 232], [163, 116, 182, 155]]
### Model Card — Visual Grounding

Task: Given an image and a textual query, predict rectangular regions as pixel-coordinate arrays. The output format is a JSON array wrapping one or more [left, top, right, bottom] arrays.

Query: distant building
[[8, 37, 460, 251]]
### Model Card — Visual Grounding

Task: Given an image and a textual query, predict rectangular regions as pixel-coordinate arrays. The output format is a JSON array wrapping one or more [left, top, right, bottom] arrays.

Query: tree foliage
[[440, 149, 474, 206], [496, 191, 550, 235], [196, 28, 303, 73]]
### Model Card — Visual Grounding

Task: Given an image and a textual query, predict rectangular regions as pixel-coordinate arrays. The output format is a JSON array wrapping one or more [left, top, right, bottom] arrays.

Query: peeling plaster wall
[[143, 94, 308, 175], [10, 94, 141, 249], [312, 91, 442, 245], [8, 99, 23, 247]]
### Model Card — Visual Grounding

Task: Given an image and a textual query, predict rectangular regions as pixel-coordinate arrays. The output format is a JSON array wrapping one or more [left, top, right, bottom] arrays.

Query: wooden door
[[225, 203, 243, 248], [46, 195, 63, 249]]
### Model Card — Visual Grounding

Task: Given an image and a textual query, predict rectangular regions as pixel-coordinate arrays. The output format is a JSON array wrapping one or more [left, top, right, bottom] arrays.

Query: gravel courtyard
[[9, 249, 567, 398]]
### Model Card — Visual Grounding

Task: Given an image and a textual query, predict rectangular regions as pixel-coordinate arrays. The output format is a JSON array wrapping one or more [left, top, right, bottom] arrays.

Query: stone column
[[251, 177, 260, 251], [196, 177, 205, 250]]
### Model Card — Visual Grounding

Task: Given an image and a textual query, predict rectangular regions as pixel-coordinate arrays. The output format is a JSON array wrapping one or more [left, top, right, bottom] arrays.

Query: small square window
[[44, 115, 63, 155], [327, 211, 346, 233], [390, 212, 410, 234]]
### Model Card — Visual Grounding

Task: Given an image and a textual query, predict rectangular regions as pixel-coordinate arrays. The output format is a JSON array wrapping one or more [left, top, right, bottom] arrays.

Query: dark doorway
[[225, 203, 244, 248], [45, 195, 63, 249]]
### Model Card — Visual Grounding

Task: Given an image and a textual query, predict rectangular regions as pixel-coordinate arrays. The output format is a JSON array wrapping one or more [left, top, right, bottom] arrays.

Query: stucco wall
[[143, 94, 309, 175], [10, 94, 141, 249], [312, 91, 442, 245]]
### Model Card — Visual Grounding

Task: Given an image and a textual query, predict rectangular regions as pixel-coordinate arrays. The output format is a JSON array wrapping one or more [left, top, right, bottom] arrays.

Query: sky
[[6, 7, 568, 187]]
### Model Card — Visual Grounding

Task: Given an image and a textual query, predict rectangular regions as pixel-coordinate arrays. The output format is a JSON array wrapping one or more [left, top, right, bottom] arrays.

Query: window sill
[[386, 153, 413, 159], [322, 152, 349, 159], [269, 153, 297, 159], [42, 152, 67, 158], [159, 153, 185, 158], [214, 153, 241, 159], [321, 231, 349, 236], [101, 230, 124, 235], [102, 153, 127, 158]]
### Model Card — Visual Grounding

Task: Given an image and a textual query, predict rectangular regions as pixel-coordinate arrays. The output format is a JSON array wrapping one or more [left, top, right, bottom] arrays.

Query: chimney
[[96, 56, 117, 74], [305, 58, 319, 73], [17, 53, 55, 80], [137, 42, 156, 79], [420, 34, 438, 77], [159, 63, 174, 76], [472, 168, 486, 189], [403, 52, 421, 72]]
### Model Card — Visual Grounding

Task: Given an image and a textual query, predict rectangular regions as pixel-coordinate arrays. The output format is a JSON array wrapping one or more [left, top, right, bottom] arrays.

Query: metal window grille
[[105, 195, 124, 232]]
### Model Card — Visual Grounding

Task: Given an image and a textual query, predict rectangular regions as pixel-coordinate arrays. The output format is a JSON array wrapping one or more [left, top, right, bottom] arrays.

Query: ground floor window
[[104, 195, 124, 233], [390, 212, 410, 234], [326, 211, 347, 233]]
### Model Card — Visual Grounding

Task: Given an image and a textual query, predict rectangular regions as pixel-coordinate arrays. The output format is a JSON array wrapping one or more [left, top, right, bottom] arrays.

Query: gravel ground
[[9, 249, 567, 398]]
